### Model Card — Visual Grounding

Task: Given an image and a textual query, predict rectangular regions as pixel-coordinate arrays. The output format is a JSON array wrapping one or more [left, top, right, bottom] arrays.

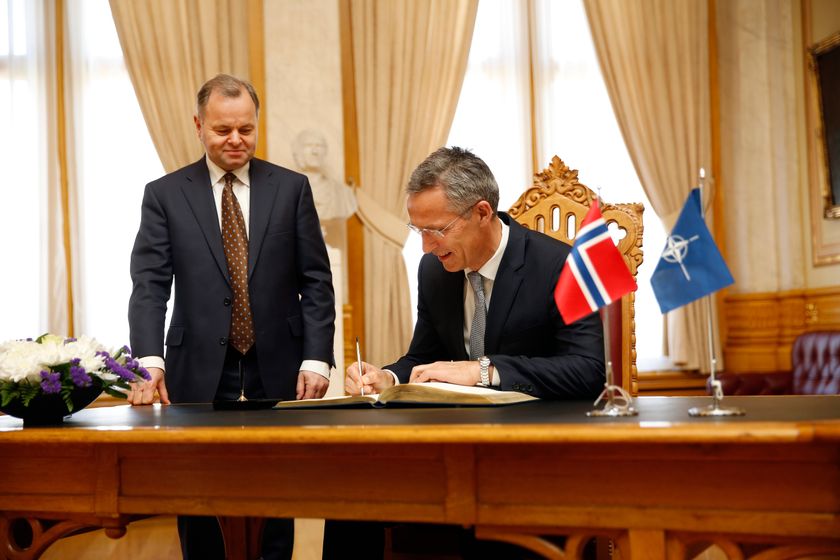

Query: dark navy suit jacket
[[386, 213, 603, 399], [128, 158, 335, 402]]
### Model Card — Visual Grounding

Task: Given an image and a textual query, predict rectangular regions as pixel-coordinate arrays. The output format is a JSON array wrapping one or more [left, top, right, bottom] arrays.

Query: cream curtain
[[583, 0, 719, 372], [350, 0, 478, 365], [108, 0, 250, 173]]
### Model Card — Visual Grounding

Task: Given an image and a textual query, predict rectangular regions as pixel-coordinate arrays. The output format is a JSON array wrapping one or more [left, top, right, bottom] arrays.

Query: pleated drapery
[[108, 0, 250, 173], [584, 0, 721, 372], [349, 0, 478, 365]]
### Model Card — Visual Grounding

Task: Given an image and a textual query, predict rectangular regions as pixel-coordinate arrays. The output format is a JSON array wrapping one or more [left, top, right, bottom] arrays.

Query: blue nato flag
[[650, 188, 734, 314]]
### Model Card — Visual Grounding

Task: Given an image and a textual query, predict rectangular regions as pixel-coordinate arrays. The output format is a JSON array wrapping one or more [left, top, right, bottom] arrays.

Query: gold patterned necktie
[[221, 172, 255, 354]]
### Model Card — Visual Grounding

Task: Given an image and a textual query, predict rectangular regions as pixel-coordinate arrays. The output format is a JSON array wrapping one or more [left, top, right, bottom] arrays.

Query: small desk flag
[[554, 200, 637, 324], [650, 188, 734, 314]]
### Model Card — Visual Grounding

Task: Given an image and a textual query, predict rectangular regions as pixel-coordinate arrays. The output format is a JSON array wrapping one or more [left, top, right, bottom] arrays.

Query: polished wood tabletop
[[1, 396, 839, 560]]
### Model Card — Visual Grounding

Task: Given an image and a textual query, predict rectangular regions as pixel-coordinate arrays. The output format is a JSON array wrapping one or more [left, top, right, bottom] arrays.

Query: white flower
[[0, 340, 45, 382], [0, 334, 147, 408], [80, 354, 106, 373]]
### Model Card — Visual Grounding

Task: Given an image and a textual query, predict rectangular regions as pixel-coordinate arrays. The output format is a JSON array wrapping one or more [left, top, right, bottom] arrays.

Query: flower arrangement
[[0, 333, 150, 413]]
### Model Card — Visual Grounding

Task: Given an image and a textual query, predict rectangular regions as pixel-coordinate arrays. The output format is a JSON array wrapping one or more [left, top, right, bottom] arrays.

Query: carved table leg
[[216, 516, 265, 560], [0, 515, 126, 560]]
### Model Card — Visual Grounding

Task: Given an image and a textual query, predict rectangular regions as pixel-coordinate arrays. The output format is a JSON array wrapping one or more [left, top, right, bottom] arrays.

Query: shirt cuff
[[139, 356, 166, 372], [384, 369, 400, 386], [300, 360, 330, 380]]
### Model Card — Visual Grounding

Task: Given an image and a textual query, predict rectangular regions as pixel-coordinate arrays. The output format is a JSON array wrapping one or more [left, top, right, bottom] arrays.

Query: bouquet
[[0, 333, 150, 413]]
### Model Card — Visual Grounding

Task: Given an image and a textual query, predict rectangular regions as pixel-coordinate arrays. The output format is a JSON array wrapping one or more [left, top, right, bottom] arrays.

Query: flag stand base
[[586, 385, 638, 417], [688, 401, 745, 417]]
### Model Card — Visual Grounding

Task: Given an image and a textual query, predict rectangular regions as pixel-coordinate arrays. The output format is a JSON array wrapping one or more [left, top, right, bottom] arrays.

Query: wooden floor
[[41, 516, 325, 560]]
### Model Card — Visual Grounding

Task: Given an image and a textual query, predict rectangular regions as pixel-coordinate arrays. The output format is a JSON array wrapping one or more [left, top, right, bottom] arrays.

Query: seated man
[[323, 147, 604, 559]]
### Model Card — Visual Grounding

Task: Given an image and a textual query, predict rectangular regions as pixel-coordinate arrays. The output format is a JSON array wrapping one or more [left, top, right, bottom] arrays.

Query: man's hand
[[345, 361, 394, 395], [128, 367, 170, 405], [296, 370, 329, 400], [409, 361, 482, 386]]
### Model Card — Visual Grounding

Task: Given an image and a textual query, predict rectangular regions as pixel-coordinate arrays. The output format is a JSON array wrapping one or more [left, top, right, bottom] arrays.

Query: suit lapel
[[441, 269, 469, 360], [247, 159, 275, 278], [180, 159, 230, 286], [485, 215, 526, 353]]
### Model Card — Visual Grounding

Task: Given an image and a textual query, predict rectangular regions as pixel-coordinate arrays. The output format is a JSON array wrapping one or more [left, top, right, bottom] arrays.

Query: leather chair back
[[792, 331, 840, 395]]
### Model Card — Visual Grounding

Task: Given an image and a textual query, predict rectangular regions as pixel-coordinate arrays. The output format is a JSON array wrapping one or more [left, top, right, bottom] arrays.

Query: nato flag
[[650, 188, 734, 314]]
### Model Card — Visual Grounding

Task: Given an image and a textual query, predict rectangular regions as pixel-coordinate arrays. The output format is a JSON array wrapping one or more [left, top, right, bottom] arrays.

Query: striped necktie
[[468, 271, 486, 360]]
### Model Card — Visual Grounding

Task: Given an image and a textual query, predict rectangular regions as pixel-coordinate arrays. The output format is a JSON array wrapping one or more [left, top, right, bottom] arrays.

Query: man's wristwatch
[[478, 356, 491, 386]]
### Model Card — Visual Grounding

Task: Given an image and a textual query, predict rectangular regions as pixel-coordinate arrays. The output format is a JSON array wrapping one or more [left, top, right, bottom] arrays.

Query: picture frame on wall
[[809, 31, 840, 220]]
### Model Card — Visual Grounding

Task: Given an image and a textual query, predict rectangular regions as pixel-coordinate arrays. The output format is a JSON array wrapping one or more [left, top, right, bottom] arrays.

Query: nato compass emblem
[[660, 234, 699, 281]]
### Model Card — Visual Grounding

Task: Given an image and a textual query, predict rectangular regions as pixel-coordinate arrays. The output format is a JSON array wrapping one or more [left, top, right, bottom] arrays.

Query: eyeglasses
[[406, 205, 474, 238]]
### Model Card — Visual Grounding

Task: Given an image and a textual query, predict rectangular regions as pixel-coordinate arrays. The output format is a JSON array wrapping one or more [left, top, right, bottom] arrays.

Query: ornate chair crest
[[509, 156, 644, 395]]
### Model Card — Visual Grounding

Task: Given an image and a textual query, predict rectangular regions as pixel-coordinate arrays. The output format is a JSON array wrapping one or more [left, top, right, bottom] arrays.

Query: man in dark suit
[[128, 74, 335, 560], [323, 147, 603, 559], [347, 146, 603, 399]]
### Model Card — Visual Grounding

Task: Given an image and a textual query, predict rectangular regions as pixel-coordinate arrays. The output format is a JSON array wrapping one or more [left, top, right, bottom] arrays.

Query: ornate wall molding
[[723, 286, 840, 373]]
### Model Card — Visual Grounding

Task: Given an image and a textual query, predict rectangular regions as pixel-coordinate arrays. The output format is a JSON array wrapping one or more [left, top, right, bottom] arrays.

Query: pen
[[355, 336, 365, 396]]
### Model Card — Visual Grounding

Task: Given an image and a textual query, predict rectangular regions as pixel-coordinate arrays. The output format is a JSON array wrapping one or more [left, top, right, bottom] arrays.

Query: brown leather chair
[[714, 331, 840, 395]]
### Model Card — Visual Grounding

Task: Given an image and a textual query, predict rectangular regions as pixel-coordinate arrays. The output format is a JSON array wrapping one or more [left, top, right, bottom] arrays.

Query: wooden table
[[1, 396, 839, 559]]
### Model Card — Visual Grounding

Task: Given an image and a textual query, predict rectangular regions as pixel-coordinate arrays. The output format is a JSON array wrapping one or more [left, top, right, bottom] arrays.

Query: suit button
[[223, 297, 231, 306], [219, 337, 227, 345]]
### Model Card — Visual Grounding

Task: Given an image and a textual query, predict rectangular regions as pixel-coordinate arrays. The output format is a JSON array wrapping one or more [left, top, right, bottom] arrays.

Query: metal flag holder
[[587, 191, 637, 417], [688, 169, 744, 417], [587, 302, 638, 417]]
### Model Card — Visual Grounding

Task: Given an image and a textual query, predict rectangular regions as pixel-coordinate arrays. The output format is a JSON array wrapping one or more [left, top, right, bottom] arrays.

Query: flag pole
[[688, 168, 744, 417], [587, 192, 637, 417]]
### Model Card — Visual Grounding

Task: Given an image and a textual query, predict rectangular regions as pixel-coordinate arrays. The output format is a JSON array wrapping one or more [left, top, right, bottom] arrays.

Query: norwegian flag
[[554, 200, 637, 324]]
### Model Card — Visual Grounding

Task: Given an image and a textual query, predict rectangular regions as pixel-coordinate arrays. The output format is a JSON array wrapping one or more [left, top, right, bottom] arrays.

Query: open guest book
[[274, 382, 539, 409]]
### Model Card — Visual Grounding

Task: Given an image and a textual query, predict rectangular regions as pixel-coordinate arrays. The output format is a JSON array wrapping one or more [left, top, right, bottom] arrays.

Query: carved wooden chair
[[508, 156, 644, 395]]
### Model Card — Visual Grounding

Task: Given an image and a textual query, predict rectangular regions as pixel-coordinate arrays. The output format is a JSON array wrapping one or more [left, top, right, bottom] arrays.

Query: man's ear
[[193, 115, 202, 138], [476, 200, 495, 223]]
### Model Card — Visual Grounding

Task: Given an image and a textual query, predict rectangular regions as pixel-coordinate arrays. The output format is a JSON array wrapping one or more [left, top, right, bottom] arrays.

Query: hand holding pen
[[355, 337, 365, 396], [347, 337, 395, 396]]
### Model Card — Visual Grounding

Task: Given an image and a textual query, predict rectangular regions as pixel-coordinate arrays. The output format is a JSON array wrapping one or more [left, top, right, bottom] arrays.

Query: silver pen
[[355, 336, 365, 396]]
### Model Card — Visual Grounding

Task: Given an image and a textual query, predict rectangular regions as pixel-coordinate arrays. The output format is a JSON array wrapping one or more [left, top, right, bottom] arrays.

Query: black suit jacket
[[128, 158, 335, 402], [386, 213, 603, 399]]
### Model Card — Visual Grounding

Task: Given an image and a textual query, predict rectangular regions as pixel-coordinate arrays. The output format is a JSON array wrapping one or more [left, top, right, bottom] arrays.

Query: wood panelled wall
[[723, 286, 840, 373]]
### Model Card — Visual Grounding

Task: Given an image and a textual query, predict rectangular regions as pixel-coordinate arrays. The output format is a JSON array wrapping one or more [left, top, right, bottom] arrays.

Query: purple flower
[[98, 351, 138, 382], [70, 364, 91, 387], [65, 337, 77, 343], [40, 370, 61, 394]]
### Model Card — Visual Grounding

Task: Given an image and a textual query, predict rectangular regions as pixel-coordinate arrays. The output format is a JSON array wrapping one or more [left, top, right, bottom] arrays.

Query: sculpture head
[[292, 129, 328, 172]]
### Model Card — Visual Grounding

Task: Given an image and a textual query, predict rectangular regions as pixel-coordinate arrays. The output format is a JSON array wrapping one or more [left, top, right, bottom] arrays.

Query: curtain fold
[[350, 0, 478, 365], [583, 0, 719, 372], [108, 0, 250, 173]]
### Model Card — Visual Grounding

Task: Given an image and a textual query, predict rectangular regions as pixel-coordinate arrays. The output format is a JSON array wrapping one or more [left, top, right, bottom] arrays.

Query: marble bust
[[292, 129, 357, 222]]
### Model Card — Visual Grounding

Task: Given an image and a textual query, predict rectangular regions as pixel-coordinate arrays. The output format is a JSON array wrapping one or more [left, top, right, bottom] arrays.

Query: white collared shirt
[[207, 157, 251, 237], [462, 219, 509, 385]]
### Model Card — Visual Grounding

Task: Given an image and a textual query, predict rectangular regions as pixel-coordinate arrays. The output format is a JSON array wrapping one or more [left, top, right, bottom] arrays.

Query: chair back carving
[[509, 156, 644, 395]]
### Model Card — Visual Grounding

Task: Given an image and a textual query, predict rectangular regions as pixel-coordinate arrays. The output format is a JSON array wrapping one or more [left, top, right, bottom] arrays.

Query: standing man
[[323, 147, 603, 559], [128, 74, 335, 560]]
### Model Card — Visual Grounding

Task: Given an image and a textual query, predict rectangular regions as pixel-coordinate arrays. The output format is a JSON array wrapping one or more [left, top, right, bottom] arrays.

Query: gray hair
[[407, 147, 499, 213], [196, 74, 260, 120]]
